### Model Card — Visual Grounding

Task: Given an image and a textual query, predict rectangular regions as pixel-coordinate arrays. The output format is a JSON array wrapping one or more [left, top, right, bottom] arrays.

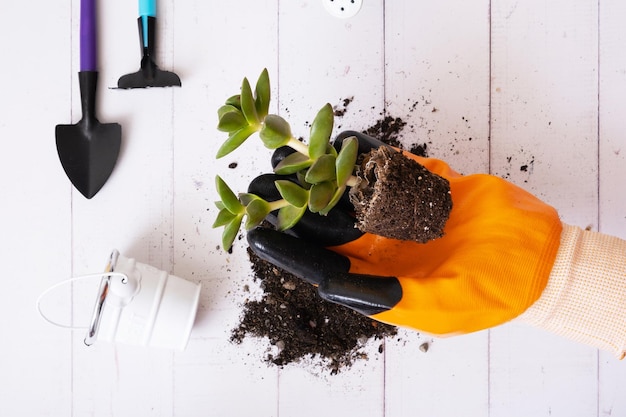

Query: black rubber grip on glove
[[334, 130, 391, 154], [247, 228, 403, 316]]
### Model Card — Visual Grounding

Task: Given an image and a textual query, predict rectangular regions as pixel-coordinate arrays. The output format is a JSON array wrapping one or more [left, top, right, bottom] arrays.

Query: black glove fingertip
[[270, 146, 296, 169], [318, 273, 403, 316], [334, 130, 387, 154], [247, 227, 351, 286]]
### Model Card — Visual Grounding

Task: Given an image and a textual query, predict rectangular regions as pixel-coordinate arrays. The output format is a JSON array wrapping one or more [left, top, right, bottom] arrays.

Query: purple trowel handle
[[80, 0, 97, 71]]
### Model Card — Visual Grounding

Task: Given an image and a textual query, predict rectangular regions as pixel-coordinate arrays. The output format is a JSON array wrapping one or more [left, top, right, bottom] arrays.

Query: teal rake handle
[[139, 0, 156, 47], [139, 0, 156, 16]]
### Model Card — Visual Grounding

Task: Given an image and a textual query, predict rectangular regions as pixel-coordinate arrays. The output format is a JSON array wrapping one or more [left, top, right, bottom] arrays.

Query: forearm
[[516, 224, 626, 358]]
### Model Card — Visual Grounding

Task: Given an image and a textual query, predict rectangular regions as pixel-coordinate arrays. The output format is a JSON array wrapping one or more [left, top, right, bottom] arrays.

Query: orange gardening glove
[[247, 131, 563, 337]]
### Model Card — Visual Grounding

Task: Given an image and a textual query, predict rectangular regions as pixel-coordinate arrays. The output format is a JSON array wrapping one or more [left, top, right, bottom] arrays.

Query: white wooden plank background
[[0, 0, 625, 416]]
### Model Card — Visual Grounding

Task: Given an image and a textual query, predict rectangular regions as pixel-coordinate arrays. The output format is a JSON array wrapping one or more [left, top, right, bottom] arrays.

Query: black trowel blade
[[56, 120, 121, 199]]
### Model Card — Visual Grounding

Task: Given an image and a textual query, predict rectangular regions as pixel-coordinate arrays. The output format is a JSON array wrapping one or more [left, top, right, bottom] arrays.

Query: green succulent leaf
[[217, 105, 247, 133], [319, 185, 346, 215], [335, 136, 358, 187], [238, 192, 259, 207], [213, 207, 236, 228], [259, 115, 293, 149], [305, 154, 336, 184], [217, 104, 237, 120], [240, 77, 259, 125], [326, 143, 338, 158], [244, 198, 272, 230], [274, 151, 312, 175], [216, 124, 259, 158], [295, 171, 311, 189], [255, 69, 270, 120], [275, 180, 309, 208], [276, 204, 307, 231], [308, 181, 336, 213], [225, 95, 241, 109], [308, 103, 334, 159], [221, 214, 244, 251], [215, 176, 244, 215]]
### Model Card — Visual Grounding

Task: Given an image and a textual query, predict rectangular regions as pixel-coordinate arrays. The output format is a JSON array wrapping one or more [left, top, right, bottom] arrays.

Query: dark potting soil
[[363, 115, 428, 157], [350, 146, 452, 242], [231, 248, 398, 374], [363, 115, 407, 148], [230, 109, 428, 374]]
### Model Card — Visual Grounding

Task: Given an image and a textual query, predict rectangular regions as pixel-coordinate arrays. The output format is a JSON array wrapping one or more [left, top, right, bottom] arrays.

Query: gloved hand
[[247, 130, 562, 335], [247, 131, 626, 357]]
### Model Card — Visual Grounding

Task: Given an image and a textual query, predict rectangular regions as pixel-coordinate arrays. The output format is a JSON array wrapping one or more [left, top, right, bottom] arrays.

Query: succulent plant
[[213, 69, 359, 251]]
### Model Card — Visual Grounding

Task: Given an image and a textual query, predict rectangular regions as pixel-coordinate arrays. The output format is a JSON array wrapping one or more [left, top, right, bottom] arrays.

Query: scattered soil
[[333, 96, 354, 117], [363, 115, 407, 147], [363, 114, 428, 157], [230, 105, 434, 374], [231, 249, 398, 374]]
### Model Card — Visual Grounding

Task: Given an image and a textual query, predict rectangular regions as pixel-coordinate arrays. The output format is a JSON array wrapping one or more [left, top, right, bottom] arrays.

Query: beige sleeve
[[515, 223, 626, 359]]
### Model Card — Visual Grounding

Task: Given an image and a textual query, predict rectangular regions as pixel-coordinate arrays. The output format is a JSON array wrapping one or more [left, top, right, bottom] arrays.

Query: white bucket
[[38, 250, 201, 350]]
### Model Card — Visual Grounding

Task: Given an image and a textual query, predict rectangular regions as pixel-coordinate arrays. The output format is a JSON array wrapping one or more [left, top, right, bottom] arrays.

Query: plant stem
[[267, 199, 291, 212], [286, 137, 310, 156]]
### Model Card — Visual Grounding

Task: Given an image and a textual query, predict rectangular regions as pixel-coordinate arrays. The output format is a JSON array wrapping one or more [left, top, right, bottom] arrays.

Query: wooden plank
[[0, 1, 73, 416], [383, 1, 491, 415], [489, 0, 600, 416], [277, 0, 386, 137], [275, 1, 388, 416], [384, 0, 491, 175], [277, 346, 385, 416], [72, 345, 175, 416], [598, 351, 626, 417], [169, 0, 280, 339], [599, 0, 626, 238], [490, 0, 599, 226], [598, 0, 626, 415], [385, 331, 489, 417], [174, 337, 279, 417], [170, 1, 281, 416], [490, 323, 600, 417]]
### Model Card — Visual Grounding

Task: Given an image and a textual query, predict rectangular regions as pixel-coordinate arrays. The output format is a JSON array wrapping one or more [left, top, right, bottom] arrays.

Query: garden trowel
[[56, 0, 122, 199]]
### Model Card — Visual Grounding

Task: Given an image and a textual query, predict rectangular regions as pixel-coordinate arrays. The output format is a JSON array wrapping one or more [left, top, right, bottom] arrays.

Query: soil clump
[[350, 146, 452, 242]]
